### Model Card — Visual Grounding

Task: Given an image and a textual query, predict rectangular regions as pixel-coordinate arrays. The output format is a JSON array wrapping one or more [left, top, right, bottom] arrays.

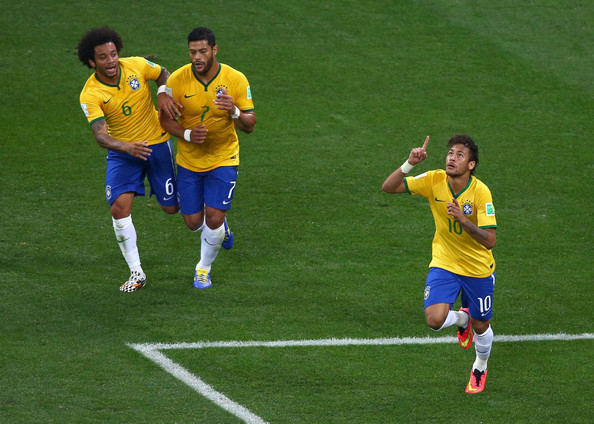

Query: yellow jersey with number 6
[[79, 57, 168, 146], [404, 170, 497, 277], [166, 63, 254, 172]]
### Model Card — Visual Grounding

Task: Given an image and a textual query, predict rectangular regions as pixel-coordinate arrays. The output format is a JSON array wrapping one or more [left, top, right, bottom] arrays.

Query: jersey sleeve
[[232, 71, 254, 112], [79, 90, 105, 125], [132, 56, 163, 82], [476, 184, 497, 228], [404, 170, 434, 198]]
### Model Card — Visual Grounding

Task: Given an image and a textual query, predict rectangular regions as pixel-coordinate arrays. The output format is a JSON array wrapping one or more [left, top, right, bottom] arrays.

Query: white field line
[[127, 333, 593, 423]]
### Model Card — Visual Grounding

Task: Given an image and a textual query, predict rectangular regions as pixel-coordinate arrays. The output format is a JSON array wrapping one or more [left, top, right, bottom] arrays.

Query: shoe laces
[[196, 270, 209, 283], [472, 369, 484, 386]]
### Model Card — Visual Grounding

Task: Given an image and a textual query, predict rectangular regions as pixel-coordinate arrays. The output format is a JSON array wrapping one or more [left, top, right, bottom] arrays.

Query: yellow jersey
[[79, 57, 168, 146], [404, 170, 497, 277], [166, 63, 254, 172]]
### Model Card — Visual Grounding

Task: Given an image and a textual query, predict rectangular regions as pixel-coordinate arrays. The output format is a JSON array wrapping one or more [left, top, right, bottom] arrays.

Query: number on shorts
[[165, 178, 174, 196], [478, 296, 492, 314]]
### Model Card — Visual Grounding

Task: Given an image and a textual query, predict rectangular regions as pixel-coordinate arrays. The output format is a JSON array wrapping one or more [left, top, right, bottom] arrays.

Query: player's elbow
[[484, 235, 496, 250]]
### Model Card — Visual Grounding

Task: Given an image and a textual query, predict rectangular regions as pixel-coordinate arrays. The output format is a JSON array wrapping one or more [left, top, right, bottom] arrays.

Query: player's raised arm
[[382, 136, 429, 193]]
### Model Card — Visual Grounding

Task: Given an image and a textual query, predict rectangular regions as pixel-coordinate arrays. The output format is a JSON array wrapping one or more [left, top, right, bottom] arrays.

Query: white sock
[[473, 325, 494, 372], [196, 223, 225, 270], [436, 310, 464, 331], [112, 215, 142, 273]]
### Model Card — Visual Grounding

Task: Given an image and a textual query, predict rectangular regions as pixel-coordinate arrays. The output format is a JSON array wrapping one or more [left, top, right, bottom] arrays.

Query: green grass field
[[1, 1, 593, 422]]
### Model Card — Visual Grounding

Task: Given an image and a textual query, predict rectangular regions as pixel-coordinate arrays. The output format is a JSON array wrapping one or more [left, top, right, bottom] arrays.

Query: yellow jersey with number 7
[[166, 63, 254, 172]]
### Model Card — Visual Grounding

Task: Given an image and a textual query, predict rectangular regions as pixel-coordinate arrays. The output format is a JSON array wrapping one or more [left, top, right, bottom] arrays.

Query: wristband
[[184, 129, 192, 142], [157, 85, 167, 95], [400, 160, 415, 174], [231, 106, 240, 119]]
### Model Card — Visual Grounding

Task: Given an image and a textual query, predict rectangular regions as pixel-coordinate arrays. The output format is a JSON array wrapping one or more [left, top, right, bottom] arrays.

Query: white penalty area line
[[127, 333, 593, 424]]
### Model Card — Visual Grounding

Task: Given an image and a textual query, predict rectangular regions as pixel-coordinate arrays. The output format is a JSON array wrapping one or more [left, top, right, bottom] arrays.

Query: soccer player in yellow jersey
[[382, 135, 497, 394], [78, 27, 182, 292], [159, 27, 256, 289]]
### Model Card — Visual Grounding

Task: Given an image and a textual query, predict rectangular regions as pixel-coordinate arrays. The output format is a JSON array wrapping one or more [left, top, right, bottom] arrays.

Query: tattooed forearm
[[460, 219, 496, 250], [90, 119, 124, 152]]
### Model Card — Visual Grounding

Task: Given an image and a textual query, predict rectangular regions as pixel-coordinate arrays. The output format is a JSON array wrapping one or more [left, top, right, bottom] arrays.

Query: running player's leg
[[177, 165, 211, 287], [461, 272, 496, 393], [192, 167, 238, 287], [106, 152, 147, 291], [424, 268, 468, 331]]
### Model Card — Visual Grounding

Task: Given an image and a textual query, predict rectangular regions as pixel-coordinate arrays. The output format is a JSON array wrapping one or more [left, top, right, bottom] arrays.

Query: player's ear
[[468, 161, 476, 171], [88, 59, 96, 69]]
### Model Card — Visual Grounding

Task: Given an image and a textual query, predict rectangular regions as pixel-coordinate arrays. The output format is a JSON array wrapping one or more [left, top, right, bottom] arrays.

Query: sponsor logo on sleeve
[[81, 103, 89, 117], [486, 202, 495, 216], [247, 86, 252, 100]]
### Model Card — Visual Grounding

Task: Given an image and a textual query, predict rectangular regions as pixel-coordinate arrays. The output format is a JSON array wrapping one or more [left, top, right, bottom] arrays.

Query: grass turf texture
[[1, 0, 593, 422]]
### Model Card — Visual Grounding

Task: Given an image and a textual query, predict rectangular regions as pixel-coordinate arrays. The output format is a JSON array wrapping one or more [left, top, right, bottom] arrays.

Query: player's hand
[[447, 197, 465, 222], [187, 125, 208, 144], [157, 93, 183, 121], [408, 136, 429, 165], [212, 87, 235, 113], [127, 141, 152, 160]]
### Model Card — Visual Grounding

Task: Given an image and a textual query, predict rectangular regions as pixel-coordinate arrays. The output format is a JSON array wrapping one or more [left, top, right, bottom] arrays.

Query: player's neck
[[448, 174, 471, 196], [195, 61, 220, 85]]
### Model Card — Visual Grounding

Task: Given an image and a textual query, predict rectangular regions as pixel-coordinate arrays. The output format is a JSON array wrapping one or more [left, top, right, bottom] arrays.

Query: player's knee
[[425, 311, 445, 331], [472, 320, 490, 335], [161, 205, 179, 215]]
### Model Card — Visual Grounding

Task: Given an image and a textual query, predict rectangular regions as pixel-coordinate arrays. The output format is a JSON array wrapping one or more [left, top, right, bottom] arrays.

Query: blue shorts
[[424, 267, 496, 321], [104, 140, 178, 207], [176, 165, 238, 215]]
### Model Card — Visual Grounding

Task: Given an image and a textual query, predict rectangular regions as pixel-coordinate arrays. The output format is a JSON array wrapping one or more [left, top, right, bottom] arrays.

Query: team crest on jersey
[[215, 84, 229, 96], [461, 200, 474, 216], [126, 75, 141, 91], [105, 185, 112, 200]]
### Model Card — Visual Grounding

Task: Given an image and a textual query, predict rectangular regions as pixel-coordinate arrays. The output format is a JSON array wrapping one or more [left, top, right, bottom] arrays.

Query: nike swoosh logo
[[104, 98, 112, 104], [163, 195, 175, 201], [434, 197, 446, 202], [223, 200, 232, 205], [184, 94, 196, 98]]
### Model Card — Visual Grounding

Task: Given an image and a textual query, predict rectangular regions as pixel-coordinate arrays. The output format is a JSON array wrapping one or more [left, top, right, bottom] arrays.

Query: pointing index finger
[[422, 135, 430, 150]]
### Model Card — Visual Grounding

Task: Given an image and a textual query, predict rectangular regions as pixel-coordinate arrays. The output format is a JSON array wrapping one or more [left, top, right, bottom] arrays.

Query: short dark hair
[[448, 134, 479, 175], [77, 26, 123, 68], [187, 27, 216, 47]]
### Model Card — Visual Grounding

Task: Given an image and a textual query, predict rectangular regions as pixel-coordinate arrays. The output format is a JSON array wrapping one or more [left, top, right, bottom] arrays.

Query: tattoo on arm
[[462, 220, 495, 249], [91, 119, 122, 152]]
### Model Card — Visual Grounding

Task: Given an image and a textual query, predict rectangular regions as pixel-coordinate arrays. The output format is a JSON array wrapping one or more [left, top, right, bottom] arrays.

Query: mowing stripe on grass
[[127, 332, 593, 423]]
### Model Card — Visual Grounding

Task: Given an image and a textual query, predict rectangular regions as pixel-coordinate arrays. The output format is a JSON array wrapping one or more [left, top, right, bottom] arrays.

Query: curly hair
[[77, 26, 123, 68], [448, 134, 479, 175]]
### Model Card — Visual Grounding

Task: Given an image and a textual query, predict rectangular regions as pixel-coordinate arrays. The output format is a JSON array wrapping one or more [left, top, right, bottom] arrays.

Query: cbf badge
[[424, 286, 431, 300], [462, 200, 474, 216], [105, 185, 112, 200], [126, 75, 141, 91]]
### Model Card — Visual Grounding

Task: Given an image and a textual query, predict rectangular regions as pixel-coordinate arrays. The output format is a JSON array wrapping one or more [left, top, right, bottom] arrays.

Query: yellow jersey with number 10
[[404, 170, 497, 278], [166, 63, 255, 172], [79, 57, 168, 146]]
